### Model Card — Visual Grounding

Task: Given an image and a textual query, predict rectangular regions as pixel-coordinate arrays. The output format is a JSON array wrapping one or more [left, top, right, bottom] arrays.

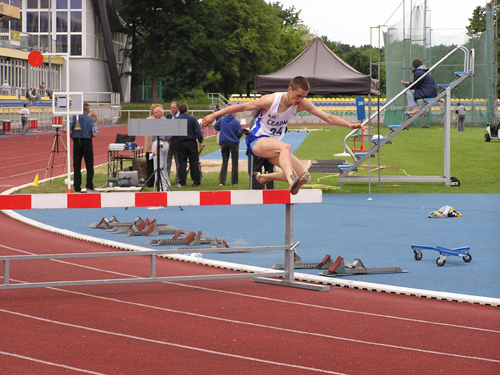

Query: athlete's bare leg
[[256, 154, 308, 184], [252, 138, 310, 187]]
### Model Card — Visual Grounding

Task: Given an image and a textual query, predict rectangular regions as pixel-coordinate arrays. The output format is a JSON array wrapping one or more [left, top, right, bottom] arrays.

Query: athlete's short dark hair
[[289, 76, 310, 92]]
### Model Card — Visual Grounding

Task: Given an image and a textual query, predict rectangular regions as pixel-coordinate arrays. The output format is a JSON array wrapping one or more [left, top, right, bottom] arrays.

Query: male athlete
[[201, 76, 364, 194]]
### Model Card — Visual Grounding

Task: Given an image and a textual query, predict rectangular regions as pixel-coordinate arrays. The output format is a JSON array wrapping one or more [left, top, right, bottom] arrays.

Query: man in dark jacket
[[166, 101, 180, 184], [175, 103, 204, 188], [70, 102, 98, 193], [214, 110, 243, 186], [401, 59, 437, 116]]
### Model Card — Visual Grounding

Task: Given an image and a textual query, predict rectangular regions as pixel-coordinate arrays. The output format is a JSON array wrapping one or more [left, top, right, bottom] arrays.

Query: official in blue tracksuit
[[70, 102, 98, 193], [214, 112, 243, 185], [401, 59, 437, 116]]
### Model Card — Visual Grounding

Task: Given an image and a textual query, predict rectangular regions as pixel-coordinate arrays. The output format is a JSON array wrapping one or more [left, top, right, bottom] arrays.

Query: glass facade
[[0, 0, 82, 55], [55, 0, 82, 55], [0, 0, 130, 101]]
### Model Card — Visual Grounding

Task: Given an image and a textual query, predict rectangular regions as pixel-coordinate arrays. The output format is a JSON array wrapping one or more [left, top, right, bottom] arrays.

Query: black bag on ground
[[115, 134, 135, 143]]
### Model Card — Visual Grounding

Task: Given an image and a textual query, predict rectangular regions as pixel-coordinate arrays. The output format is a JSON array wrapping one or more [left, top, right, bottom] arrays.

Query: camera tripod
[[44, 126, 69, 183], [140, 137, 172, 192]]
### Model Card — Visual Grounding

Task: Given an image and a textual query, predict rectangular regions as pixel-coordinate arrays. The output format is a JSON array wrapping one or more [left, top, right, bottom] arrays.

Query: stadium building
[[0, 0, 129, 130]]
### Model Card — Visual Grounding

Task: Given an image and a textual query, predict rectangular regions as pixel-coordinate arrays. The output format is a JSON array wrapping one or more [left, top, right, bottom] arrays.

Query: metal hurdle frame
[[0, 190, 329, 292]]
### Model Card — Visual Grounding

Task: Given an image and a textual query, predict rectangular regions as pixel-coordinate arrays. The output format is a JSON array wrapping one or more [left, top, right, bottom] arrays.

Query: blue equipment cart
[[411, 245, 472, 266]]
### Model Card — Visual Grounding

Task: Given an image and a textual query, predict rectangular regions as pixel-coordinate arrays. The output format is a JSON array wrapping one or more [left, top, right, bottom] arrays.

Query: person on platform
[[70, 102, 98, 193], [202, 76, 363, 195], [401, 59, 437, 116]]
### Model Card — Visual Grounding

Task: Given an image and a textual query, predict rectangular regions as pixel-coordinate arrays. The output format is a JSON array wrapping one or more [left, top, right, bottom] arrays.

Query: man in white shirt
[[18, 104, 29, 135]]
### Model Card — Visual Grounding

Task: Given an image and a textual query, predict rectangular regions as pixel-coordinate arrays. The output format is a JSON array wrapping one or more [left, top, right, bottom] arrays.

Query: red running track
[[1, 127, 500, 374]]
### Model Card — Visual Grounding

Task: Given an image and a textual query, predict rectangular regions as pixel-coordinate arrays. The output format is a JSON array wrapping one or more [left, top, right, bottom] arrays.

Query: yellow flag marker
[[33, 173, 39, 187]]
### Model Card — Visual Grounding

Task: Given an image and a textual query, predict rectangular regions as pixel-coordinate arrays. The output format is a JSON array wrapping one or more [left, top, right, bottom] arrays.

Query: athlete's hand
[[201, 114, 215, 127], [350, 122, 365, 132]]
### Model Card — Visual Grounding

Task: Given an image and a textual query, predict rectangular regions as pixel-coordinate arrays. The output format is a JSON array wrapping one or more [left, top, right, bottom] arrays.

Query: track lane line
[[0, 309, 348, 375], [1, 280, 499, 365], [2, 243, 498, 336], [0, 351, 110, 375]]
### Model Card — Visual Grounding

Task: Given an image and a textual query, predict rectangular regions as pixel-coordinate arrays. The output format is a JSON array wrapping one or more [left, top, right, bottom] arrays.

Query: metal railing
[[0, 106, 54, 132], [342, 46, 475, 160], [0, 27, 50, 53], [208, 93, 229, 108], [0, 93, 122, 132], [0, 248, 287, 290]]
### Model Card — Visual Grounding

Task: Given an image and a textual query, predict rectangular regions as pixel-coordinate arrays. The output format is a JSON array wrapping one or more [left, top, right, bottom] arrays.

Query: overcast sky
[[272, 0, 488, 47]]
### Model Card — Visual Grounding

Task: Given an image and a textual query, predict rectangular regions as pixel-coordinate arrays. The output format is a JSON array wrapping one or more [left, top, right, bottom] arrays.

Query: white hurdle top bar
[[0, 189, 322, 210]]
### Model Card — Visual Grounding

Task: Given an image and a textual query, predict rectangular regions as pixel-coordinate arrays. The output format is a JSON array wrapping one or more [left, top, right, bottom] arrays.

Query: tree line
[[119, 0, 496, 103]]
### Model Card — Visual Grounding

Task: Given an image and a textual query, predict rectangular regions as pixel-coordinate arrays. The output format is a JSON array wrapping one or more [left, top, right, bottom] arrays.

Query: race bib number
[[270, 127, 284, 136]]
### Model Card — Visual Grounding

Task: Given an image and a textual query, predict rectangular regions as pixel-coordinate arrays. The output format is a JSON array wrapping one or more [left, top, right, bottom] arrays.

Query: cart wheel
[[463, 254, 472, 263], [413, 250, 422, 261], [484, 133, 491, 142], [436, 257, 446, 266]]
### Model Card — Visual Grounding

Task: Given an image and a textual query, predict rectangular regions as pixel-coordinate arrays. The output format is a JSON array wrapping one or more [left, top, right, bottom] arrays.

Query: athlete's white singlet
[[250, 92, 297, 141]]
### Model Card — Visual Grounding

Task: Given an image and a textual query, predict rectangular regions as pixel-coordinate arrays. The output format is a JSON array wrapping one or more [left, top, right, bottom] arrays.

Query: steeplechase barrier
[[0, 189, 329, 292]]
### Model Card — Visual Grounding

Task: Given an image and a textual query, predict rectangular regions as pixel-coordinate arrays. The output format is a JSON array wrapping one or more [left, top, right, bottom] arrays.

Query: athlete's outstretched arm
[[201, 95, 274, 127], [298, 99, 364, 131]]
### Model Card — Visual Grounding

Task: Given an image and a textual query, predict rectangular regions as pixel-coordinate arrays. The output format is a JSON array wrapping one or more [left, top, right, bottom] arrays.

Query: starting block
[[411, 245, 472, 267], [320, 255, 406, 277], [148, 230, 229, 248], [273, 253, 407, 277]]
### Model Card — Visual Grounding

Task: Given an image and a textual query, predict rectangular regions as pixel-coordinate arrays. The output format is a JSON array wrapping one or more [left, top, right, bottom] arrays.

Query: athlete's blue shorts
[[245, 134, 270, 158]]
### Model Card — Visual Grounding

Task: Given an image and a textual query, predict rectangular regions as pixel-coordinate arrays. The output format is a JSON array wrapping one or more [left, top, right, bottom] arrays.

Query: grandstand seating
[[228, 96, 497, 114]]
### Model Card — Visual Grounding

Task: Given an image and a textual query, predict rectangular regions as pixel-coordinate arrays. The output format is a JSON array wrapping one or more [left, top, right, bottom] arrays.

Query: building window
[[57, 0, 67, 9], [56, 11, 67, 32], [71, 34, 81, 55], [26, 12, 38, 33], [27, 0, 38, 9], [39, 34, 49, 50], [70, 11, 81, 33], [39, 11, 49, 32], [11, 18, 21, 32], [56, 34, 67, 53], [71, 0, 81, 9]]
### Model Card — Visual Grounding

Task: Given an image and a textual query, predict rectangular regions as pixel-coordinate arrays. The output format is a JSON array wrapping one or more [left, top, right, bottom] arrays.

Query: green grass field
[[294, 125, 499, 194], [18, 124, 499, 195]]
